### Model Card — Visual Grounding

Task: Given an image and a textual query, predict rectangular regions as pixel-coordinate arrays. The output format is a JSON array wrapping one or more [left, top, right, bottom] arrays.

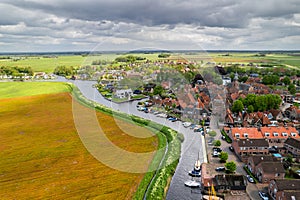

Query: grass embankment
[[0, 83, 160, 199]]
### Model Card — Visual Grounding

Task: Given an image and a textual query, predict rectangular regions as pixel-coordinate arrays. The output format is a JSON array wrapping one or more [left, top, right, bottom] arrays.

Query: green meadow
[[0, 82, 72, 99]]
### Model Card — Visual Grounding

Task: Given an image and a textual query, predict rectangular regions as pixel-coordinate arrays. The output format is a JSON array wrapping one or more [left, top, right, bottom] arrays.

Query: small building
[[268, 179, 300, 200], [201, 163, 249, 199], [115, 89, 133, 99], [232, 139, 269, 162]]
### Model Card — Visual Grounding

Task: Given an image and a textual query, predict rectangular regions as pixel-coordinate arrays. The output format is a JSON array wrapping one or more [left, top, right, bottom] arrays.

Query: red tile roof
[[231, 127, 263, 140], [260, 126, 299, 139]]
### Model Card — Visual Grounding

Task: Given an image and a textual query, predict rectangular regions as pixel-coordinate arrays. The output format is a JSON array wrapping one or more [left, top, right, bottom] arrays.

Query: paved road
[[54, 78, 206, 200]]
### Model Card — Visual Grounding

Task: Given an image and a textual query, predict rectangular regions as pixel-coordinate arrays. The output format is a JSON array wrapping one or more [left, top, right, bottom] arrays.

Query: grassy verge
[[243, 165, 258, 183], [221, 129, 232, 143], [71, 84, 182, 200]]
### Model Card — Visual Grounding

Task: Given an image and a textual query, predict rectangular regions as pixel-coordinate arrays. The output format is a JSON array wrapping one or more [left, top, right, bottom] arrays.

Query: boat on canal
[[188, 153, 201, 177]]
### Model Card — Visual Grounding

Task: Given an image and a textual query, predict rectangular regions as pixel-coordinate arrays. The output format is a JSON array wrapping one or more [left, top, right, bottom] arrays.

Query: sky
[[0, 0, 300, 52]]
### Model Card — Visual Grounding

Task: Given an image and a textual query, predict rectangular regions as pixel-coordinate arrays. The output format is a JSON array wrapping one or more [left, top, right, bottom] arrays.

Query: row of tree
[[232, 94, 282, 113], [114, 55, 146, 63], [53, 66, 76, 76], [224, 65, 300, 77], [0, 66, 33, 77]]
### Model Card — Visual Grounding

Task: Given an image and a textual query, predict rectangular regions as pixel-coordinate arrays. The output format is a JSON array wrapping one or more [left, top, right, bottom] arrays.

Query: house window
[[265, 133, 270, 137], [291, 133, 297, 137], [282, 132, 288, 137], [235, 133, 240, 138], [273, 132, 279, 137], [244, 133, 248, 138]]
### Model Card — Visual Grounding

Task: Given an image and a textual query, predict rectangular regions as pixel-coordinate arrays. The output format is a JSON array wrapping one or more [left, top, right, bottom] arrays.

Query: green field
[[0, 53, 164, 73], [1, 52, 299, 75], [0, 55, 86, 73], [0, 83, 158, 199], [0, 82, 72, 99]]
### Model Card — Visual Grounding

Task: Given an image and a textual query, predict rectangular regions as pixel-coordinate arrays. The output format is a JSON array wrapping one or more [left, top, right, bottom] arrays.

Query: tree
[[225, 161, 237, 173], [288, 84, 296, 95], [208, 131, 217, 137], [282, 76, 291, 85], [153, 85, 164, 96], [232, 100, 244, 113], [262, 74, 280, 85], [247, 105, 254, 113], [229, 72, 235, 81], [214, 140, 221, 147], [219, 152, 228, 163]]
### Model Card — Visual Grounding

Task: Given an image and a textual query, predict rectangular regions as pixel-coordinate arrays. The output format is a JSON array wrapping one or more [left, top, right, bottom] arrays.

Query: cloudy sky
[[0, 0, 300, 52]]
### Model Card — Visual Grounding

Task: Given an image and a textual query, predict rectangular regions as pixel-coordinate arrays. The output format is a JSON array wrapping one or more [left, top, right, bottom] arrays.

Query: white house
[[115, 89, 133, 99]]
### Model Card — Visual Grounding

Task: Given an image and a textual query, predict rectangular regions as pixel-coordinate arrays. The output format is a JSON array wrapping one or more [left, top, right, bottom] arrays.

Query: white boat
[[202, 195, 223, 200], [184, 180, 200, 187], [188, 153, 201, 177]]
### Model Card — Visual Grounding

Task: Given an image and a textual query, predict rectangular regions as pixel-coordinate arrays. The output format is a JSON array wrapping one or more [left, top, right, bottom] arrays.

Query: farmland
[[0, 82, 72, 99], [0, 84, 158, 199], [1, 52, 299, 76]]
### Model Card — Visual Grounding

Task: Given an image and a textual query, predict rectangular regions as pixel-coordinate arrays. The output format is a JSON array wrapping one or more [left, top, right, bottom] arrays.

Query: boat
[[188, 153, 201, 177], [184, 180, 201, 187], [202, 195, 223, 200], [188, 170, 201, 177], [202, 183, 223, 200]]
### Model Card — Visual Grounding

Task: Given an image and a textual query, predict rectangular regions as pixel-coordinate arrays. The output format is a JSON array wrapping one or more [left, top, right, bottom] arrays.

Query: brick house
[[268, 179, 300, 200], [255, 162, 285, 183], [284, 137, 300, 162], [247, 155, 279, 175], [232, 139, 269, 162]]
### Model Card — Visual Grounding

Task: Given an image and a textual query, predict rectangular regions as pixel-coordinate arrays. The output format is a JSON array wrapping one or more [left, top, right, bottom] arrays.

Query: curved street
[[55, 78, 207, 200]]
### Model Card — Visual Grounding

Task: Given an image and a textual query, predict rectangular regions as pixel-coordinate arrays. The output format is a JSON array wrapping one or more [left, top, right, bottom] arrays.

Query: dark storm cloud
[[4, 0, 299, 28], [0, 0, 300, 51]]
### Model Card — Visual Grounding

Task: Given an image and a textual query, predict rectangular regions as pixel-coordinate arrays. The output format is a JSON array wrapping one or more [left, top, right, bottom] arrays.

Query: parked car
[[194, 127, 204, 132], [182, 122, 192, 127], [221, 135, 226, 140], [189, 124, 196, 129], [213, 147, 222, 152], [229, 146, 234, 151], [259, 191, 269, 200], [212, 151, 220, 157], [246, 175, 254, 183], [215, 166, 225, 171], [137, 106, 146, 111], [168, 117, 177, 122], [207, 138, 214, 145]]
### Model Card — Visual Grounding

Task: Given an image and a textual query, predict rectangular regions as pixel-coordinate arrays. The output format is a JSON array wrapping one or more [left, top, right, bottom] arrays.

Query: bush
[[221, 129, 232, 143], [208, 131, 217, 137], [219, 152, 228, 163], [214, 140, 221, 147], [225, 161, 236, 173]]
